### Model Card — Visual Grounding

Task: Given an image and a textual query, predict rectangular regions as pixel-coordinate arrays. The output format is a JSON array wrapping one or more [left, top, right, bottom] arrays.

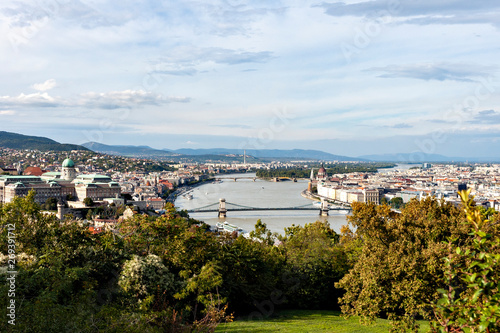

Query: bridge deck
[[187, 207, 350, 213]]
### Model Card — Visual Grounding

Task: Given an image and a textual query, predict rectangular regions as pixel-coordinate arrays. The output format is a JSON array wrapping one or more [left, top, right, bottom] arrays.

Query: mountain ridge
[[0, 131, 89, 152], [82, 142, 178, 157], [171, 148, 364, 161]]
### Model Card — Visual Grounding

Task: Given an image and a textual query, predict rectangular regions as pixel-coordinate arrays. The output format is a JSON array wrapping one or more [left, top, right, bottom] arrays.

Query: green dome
[[62, 158, 75, 168]]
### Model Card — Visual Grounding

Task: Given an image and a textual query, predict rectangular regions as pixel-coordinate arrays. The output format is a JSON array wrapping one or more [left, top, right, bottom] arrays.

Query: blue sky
[[1, 0, 500, 158]]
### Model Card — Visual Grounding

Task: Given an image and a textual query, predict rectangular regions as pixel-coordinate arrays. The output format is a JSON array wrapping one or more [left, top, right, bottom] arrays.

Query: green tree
[[83, 197, 94, 207], [390, 196, 404, 209], [118, 254, 177, 309], [431, 190, 500, 332], [216, 234, 282, 313], [249, 219, 275, 246], [0, 191, 127, 332], [336, 198, 471, 332], [43, 197, 58, 211], [281, 221, 347, 309]]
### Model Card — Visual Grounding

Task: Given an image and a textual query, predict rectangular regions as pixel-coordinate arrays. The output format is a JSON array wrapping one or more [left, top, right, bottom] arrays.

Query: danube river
[[175, 173, 349, 235], [175, 164, 417, 234]]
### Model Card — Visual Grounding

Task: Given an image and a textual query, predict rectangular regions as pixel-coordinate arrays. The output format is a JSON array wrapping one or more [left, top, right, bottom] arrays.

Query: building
[[317, 165, 327, 180], [0, 167, 19, 175], [146, 198, 166, 210], [363, 188, 381, 205], [61, 158, 77, 181], [23, 166, 44, 176], [0, 158, 121, 204]]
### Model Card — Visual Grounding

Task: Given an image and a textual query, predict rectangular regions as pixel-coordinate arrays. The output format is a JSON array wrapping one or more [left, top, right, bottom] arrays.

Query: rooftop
[[62, 158, 75, 168]]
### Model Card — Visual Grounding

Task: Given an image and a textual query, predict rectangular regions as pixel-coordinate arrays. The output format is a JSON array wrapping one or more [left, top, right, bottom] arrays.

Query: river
[[175, 164, 419, 235], [175, 173, 349, 235]]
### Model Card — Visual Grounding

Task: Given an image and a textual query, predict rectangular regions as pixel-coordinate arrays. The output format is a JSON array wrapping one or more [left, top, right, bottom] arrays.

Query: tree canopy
[[1, 190, 498, 332]]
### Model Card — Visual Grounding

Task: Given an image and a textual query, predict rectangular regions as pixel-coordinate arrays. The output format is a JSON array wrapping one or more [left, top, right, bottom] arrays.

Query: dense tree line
[[337, 192, 500, 332], [0, 192, 350, 332], [1, 190, 498, 332]]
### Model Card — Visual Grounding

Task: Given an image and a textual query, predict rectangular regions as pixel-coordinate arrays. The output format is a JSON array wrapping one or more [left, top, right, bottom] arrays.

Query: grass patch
[[216, 310, 431, 333]]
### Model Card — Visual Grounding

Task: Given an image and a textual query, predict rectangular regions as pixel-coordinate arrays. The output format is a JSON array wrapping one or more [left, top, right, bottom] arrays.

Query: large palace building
[[0, 158, 121, 204]]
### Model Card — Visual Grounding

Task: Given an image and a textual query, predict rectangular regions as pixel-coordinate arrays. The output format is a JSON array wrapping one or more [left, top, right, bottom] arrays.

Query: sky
[[1, 0, 500, 158]]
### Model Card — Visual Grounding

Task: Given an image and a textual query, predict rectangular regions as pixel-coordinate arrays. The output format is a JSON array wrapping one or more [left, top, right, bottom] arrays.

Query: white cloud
[[32, 79, 57, 91], [0, 90, 190, 110], [365, 62, 495, 82], [149, 47, 274, 77], [0, 92, 59, 108], [78, 90, 191, 109], [0, 110, 16, 115]]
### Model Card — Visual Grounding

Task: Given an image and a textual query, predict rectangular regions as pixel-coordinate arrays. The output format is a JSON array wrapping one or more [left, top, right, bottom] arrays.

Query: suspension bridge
[[214, 176, 297, 182], [185, 198, 351, 217]]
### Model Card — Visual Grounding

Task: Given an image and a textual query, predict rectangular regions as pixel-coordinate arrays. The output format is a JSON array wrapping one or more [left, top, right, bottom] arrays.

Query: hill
[[0, 131, 89, 151], [172, 148, 364, 161], [82, 142, 179, 158]]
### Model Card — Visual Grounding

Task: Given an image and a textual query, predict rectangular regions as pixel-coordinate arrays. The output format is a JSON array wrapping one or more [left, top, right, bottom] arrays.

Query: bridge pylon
[[218, 198, 227, 218], [319, 198, 329, 217]]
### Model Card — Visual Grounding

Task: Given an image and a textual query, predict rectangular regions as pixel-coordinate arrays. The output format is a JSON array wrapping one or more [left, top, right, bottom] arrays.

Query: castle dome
[[62, 158, 75, 168]]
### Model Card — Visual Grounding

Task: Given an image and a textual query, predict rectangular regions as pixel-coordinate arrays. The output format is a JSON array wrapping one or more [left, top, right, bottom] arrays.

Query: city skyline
[[1, 1, 500, 158]]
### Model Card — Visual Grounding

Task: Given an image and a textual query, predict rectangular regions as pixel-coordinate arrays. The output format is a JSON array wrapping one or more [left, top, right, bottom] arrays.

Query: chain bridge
[[185, 198, 351, 218]]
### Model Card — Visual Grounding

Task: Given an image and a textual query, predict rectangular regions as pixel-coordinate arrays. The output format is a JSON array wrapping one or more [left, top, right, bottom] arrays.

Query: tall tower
[[310, 168, 314, 180], [61, 158, 76, 181]]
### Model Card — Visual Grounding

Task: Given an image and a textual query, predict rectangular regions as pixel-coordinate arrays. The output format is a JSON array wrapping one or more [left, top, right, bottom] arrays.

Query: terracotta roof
[[23, 166, 44, 176]]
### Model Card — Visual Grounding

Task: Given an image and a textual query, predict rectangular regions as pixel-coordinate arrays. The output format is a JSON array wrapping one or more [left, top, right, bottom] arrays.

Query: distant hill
[[0, 131, 89, 151], [82, 142, 179, 158], [172, 148, 364, 161]]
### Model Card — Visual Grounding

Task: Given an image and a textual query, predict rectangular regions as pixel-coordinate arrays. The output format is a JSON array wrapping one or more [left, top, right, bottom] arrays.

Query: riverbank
[[301, 189, 351, 208], [166, 177, 215, 203]]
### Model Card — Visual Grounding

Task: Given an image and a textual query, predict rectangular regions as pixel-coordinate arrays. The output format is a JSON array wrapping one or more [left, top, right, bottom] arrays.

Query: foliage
[[216, 233, 282, 313], [256, 163, 395, 179], [0, 130, 89, 152], [281, 221, 348, 309], [390, 196, 404, 209], [430, 189, 500, 332], [43, 196, 58, 211], [336, 198, 471, 332], [249, 219, 276, 246], [83, 197, 94, 207], [118, 254, 177, 305]]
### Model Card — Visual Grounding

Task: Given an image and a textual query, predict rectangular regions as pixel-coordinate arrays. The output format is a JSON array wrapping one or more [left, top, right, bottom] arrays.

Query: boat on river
[[215, 221, 243, 233]]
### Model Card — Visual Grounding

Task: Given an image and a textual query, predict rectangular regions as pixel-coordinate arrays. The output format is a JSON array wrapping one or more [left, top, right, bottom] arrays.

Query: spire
[[310, 168, 314, 180]]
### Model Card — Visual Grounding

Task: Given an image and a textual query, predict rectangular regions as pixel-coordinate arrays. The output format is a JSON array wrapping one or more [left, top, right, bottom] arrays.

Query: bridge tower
[[319, 198, 329, 217], [218, 198, 227, 218]]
